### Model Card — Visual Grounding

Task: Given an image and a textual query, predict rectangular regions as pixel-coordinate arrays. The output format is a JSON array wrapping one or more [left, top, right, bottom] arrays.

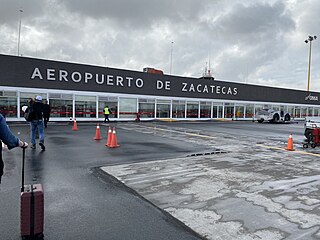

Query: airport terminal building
[[1, 54, 320, 121]]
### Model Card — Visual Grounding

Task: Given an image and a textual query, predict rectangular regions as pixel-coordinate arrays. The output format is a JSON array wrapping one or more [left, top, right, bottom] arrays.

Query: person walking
[[42, 100, 51, 128], [0, 113, 28, 183], [103, 105, 111, 123], [29, 96, 46, 151]]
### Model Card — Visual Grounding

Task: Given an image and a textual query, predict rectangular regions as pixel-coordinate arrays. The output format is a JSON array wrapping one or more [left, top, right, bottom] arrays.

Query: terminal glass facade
[[0, 89, 319, 121]]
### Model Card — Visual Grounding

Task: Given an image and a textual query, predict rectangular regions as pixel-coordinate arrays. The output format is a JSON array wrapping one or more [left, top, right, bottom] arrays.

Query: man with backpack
[[28, 96, 46, 151]]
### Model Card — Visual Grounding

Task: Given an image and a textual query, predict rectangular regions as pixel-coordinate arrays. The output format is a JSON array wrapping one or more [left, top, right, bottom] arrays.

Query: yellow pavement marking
[[256, 144, 320, 157], [158, 118, 177, 122], [143, 126, 216, 139], [215, 118, 233, 122]]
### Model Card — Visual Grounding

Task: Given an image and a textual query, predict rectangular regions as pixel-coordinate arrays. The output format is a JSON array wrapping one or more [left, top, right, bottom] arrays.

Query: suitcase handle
[[21, 147, 25, 192]]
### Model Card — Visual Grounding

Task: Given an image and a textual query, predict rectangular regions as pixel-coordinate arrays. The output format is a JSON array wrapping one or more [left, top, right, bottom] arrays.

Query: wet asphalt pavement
[[0, 122, 209, 240], [100, 121, 320, 239]]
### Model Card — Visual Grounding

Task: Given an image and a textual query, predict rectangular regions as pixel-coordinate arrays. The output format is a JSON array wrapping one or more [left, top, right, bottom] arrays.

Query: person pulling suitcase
[[0, 113, 28, 184], [20, 147, 44, 238]]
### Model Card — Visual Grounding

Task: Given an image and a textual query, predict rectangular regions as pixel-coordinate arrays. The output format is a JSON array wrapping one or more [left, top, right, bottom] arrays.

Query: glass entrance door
[[156, 99, 171, 118], [156, 104, 170, 118]]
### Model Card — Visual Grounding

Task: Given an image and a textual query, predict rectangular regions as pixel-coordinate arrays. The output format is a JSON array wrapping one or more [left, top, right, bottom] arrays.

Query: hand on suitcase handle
[[19, 141, 28, 148]]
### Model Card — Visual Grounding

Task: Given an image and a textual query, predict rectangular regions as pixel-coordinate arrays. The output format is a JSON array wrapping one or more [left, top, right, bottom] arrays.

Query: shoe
[[39, 142, 45, 151], [31, 144, 36, 149]]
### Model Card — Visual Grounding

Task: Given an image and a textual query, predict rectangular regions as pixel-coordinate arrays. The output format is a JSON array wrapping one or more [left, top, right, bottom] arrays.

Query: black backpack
[[24, 106, 33, 122]]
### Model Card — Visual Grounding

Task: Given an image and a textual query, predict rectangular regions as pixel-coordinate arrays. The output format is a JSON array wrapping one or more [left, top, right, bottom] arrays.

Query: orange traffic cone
[[286, 133, 294, 151], [105, 127, 112, 147], [108, 127, 120, 148], [72, 119, 78, 131], [94, 124, 102, 140]]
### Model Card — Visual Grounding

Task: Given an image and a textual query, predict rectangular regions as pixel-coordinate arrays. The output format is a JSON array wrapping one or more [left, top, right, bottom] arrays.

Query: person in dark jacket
[[29, 95, 46, 151], [42, 100, 51, 128], [0, 113, 28, 183]]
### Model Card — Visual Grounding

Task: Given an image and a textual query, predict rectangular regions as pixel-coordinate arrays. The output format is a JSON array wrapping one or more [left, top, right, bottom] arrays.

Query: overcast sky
[[1, 0, 320, 91]]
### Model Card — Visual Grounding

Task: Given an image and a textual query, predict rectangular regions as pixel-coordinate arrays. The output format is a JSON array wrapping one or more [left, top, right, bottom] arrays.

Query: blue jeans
[[30, 120, 45, 145]]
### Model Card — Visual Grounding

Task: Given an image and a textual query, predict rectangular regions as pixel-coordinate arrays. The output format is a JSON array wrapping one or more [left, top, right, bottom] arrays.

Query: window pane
[[287, 106, 294, 117], [50, 99, 73, 117], [99, 97, 118, 118], [187, 102, 199, 118], [119, 98, 137, 118], [0, 96, 17, 118], [245, 104, 254, 118], [200, 102, 211, 118], [75, 95, 96, 101], [139, 103, 155, 118], [294, 107, 301, 118], [156, 99, 171, 104], [156, 104, 170, 118], [301, 107, 307, 117], [224, 105, 234, 118], [75, 96, 96, 118], [172, 100, 185, 118], [213, 102, 223, 118], [235, 105, 244, 118]]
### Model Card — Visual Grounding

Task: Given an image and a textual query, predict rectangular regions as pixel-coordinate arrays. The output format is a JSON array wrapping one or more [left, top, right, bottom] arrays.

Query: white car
[[256, 108, 291, 123]]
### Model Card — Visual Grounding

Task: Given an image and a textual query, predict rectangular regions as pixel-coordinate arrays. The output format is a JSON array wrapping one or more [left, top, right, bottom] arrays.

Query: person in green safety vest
[[103, 106, 111, 123]]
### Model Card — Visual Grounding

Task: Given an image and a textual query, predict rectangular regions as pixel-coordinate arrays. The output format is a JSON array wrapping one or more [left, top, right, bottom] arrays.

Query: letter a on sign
[[31, 68, 43, 80]]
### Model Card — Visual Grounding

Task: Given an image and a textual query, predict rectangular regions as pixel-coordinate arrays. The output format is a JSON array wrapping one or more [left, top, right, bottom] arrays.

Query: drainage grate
[[187, 149, 227, 157]]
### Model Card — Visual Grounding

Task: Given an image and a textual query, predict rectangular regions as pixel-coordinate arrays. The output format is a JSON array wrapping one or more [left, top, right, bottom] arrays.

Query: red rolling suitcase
[[20, 147, 44, 238]]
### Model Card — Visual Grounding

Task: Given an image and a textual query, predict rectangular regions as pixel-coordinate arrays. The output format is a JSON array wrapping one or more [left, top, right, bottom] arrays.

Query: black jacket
[[30, 101, 44, 121], [43, 104, 51, 117]]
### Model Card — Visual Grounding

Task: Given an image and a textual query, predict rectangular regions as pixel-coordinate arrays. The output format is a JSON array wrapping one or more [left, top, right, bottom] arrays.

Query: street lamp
[[17, 9, 23, 56], [170, 41, 174, 74], [305, 35, 317, 91]]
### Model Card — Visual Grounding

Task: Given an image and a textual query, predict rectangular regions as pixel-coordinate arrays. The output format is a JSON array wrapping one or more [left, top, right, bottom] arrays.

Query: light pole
[[17, 9, 23, 56], [170, 41, 174, 74], [305, 35, 317, 91]]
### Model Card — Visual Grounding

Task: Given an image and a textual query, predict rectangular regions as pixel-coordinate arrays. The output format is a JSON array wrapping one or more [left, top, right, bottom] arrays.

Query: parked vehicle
[[304, 117, 320, 140], [255, 108, 291, 123]]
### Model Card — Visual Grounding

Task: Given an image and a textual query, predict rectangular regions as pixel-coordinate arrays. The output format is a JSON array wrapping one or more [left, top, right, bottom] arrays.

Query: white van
[[256, 108, 291, 123]]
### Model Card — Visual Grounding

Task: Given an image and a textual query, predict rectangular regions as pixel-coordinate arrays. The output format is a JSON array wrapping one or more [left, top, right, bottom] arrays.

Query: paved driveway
[[102, 122, 320, 240], [0, 122, 207, 240]]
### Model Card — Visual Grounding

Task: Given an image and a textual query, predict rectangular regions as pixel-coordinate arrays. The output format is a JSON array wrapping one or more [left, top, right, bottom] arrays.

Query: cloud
[[59, 0, 208, 29], [0, 0, 319, 91]]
